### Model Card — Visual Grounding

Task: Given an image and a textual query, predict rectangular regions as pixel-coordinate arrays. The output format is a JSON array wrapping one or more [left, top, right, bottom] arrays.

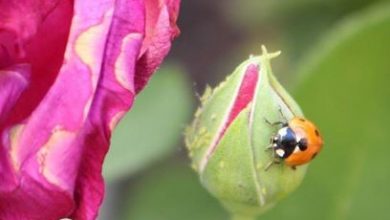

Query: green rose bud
[[185, 46, 307, 219]]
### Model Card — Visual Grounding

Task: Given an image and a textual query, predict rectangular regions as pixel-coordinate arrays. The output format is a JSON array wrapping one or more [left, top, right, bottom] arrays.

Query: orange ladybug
[[265, 116, 323, 170]]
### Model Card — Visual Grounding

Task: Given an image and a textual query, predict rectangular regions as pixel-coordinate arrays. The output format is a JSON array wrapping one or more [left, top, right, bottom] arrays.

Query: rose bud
[[185, 46, 320, 219]]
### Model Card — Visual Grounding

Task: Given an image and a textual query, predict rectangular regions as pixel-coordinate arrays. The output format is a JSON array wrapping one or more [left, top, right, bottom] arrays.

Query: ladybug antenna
[[278, 107, 286, 119]]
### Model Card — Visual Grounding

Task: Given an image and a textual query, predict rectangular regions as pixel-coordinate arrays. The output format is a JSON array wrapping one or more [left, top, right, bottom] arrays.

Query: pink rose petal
[[0, 0, 180, 219]]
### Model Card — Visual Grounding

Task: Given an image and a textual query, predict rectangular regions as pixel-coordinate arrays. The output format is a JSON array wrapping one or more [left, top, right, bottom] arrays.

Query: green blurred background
[[100, 0, 390, 219]]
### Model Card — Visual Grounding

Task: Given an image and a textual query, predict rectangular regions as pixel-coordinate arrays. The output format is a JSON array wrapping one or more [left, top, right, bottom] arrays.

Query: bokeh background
[[100, 0, 390, 219]]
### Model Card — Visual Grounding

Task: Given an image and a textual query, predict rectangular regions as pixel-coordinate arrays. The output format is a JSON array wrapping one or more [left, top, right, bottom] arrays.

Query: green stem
[[231, 214, 257, 220]]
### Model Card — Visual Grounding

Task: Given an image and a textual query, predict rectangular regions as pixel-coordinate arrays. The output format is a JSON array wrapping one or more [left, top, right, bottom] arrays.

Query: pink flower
[[0, 0, 180, 219]]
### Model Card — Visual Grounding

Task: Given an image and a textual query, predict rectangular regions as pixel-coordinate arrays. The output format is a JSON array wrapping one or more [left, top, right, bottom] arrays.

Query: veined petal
[[0, 65, 29, 121], [70, 0, 147, 218], [1, 0, 124, 219], [3, 0, 73, 125], [0, 65, 29, 192], [0, 0, 61, 67], [0, 0, 180, 219], [135, 0, 181, 93]]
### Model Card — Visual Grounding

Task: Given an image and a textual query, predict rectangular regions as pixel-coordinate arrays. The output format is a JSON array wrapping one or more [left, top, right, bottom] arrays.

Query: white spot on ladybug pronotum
[[276, 149, 285, 157]]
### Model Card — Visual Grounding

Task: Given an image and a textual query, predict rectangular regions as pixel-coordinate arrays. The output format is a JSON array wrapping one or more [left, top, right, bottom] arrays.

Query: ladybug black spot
[[298, 138, 308, 151]]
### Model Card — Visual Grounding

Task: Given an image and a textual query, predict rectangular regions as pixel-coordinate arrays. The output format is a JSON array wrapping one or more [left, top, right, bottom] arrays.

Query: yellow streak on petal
[[75, 26, 104, 77], [114, 33, 143, 93], [74, 9, 113, 120], [82, 97, 93, 121], [37, 126, 75, 186], [109, 111, 126, 131], [9, 124, 25, 171], [74, 9, 113, 86]]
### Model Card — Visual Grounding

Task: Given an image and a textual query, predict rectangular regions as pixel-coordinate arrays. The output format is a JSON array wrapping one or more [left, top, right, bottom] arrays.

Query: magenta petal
[[0, 66, 74, 220], [135, 0, 181, 93], [0, 0, 113, 219], [0, 175, 74, 220], [4, 0, 73, 125], [70, 0, 146, 218], [0, 65, 29, 121], [4, 1, 119, 219], [0, 0, 63, 66], [0, 0, 180, 219], [0, 65, 29, 191]]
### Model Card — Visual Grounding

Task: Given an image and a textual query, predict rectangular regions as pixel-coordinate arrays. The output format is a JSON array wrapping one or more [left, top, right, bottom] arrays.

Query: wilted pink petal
[[0, 0, 180, 219], [0, 65, 29, 191], [0, 65, 29, 120], [135, 0, 181, 92], [0, 0, 62, 68], [2, 0, 73, 124]]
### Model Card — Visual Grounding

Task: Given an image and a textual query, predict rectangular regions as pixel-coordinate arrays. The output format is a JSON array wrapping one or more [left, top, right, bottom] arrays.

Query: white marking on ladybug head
[[276, 149, 285, 157], [278, 127, 289, 137], [293, 146, 301, 153]]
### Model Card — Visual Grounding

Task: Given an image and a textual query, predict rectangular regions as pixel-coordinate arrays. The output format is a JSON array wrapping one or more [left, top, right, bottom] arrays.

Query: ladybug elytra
[[265, 113, 323, 170]]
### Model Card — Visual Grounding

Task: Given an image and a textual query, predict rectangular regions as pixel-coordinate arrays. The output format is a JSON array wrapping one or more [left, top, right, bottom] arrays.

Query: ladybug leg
[[264, 159, 281, 171], [291, 166, 297, 170], [264, 161, 274, 171], [264, 107, 288, 126], [265, 141, 278, 151]]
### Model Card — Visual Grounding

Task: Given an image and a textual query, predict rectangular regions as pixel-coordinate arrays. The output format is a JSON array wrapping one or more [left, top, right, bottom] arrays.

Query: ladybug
[[265, 114, 323, 170]]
